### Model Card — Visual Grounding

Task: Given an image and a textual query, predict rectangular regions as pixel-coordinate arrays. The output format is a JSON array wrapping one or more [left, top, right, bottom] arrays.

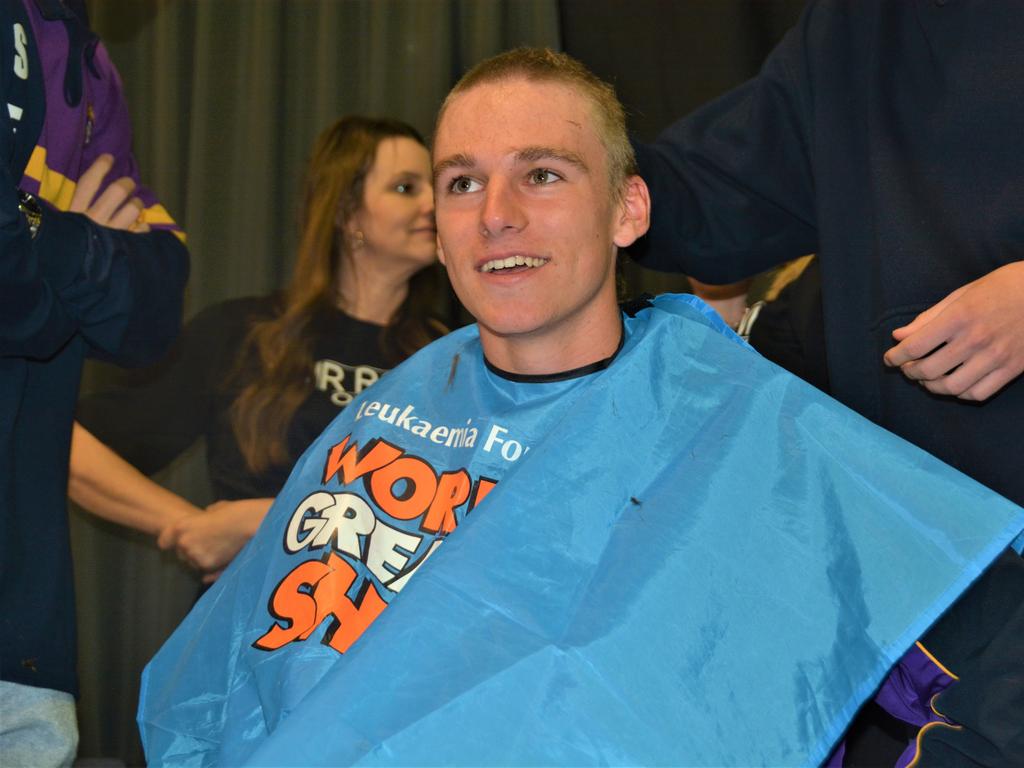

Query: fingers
[[179, 544, 223, 575], [892, 317, 991, 397], [884, 290, 979, 369], [915, 353, 990, 397], [920, 360, 1010, 401], [69, 153, 114, 213], [88, 176, 137, 225], [156, 523, 179, 551], [173, 538, 205, 573], [108, 195, 145, 230], [888, 278, 1024, 401], [962, 368, 1018, 402], [889, 302, 942, 344], [889, 284, 968, 344], [174, 526, 222, 572], [897, 338, 963, 383], [901, 341, 1019, 402], [159, 509, 234, 578], [885, 321, 952, 367], [68, 153, 150, 231]]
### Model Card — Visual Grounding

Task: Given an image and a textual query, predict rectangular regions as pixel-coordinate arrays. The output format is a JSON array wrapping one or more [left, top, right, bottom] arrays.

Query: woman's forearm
[[69, 421, 200, 536]]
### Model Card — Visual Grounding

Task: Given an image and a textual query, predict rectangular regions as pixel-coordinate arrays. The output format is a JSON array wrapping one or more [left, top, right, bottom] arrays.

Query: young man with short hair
[[137, 50, 1021, 767], [431, 49, 648, 376]]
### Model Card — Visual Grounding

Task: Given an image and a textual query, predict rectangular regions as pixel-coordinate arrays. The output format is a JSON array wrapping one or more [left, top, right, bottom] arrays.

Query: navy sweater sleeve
[[0, 166, 76, 357], [1, 167, 188, 363], [630, 5, 820, 283], [77, 225, 189, 367]]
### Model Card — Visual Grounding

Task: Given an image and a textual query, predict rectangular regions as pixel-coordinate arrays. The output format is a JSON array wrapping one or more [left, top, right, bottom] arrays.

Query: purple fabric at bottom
[[827, 643, 955, 767], [824, 740, 846, 767]]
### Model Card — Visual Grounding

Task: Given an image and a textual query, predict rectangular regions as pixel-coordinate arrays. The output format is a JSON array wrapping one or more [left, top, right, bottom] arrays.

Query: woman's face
[[349, 137, 437, 270]]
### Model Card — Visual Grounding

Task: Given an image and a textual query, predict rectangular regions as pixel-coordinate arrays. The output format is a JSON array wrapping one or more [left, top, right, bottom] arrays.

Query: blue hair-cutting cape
[[139, 294, 1023, 767]]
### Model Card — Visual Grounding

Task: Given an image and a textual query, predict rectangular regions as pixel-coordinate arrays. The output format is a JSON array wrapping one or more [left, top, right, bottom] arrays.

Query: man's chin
[[477, 319, 543, 339], [474, 311, 553, 344]]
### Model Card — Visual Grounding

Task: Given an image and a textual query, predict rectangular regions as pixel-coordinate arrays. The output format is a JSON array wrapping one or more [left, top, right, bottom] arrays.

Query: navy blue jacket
[[0, 0, 189, 696], [632, 2, 1024, 763], [632, 0, 1024, 508]]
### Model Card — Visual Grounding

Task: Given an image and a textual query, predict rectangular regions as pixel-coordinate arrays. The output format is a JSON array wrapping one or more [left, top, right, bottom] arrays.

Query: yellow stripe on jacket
[[23, 145, 186, 242]]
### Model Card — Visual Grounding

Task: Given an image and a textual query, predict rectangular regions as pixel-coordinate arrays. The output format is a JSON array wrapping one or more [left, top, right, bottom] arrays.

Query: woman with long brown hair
[[70, 116, 445, 578]]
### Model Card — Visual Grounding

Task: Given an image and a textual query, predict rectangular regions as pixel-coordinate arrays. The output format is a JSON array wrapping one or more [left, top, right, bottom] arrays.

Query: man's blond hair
[[435, 48, 637, 198]]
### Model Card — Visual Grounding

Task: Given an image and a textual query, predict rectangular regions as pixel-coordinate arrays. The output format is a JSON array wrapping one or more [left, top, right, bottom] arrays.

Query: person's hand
[[884, 262, 1024, 401], [157, 498, 273, 582], [69, 153, 150, 232], [688, 276, 752, 329]]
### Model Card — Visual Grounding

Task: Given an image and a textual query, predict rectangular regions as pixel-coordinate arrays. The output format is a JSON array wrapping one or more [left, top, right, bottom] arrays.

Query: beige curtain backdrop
[[73, 2, 559, 763]]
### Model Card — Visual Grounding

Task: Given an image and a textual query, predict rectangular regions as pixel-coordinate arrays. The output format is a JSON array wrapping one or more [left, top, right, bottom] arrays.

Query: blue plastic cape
[[139, 294, 1023, 767]]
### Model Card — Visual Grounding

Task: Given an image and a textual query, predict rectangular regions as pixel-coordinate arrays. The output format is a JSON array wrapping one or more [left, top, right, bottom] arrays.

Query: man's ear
[[612, 175, 651, 249]]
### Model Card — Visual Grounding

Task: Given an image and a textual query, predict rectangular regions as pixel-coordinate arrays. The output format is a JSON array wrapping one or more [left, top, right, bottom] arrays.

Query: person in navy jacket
[[631, 2, 1024, 764], [0, 2, 188, 764]]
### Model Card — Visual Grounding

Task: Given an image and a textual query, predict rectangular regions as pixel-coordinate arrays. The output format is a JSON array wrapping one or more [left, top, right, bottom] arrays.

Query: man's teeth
[[480, 255, 546, 273]]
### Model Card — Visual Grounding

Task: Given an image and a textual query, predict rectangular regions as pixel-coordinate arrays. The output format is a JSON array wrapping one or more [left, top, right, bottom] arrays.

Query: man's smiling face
[[433, 77, 645, 373]]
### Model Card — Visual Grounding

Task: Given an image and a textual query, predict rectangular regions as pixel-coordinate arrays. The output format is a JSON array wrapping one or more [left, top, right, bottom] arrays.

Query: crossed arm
[[69, 422, 198, 535], [70, 423, 272, 581], [69, 155, 270, 579]]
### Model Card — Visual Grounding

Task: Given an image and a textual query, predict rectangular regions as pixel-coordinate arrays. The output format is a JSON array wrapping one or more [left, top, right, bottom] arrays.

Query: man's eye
[[395, 182, 414, 194], [448, 176, 481, 194], [527, 168, 561, 185]]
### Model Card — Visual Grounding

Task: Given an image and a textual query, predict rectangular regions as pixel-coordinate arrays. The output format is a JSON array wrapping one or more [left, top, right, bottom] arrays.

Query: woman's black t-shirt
[[77, 295, 406, 499]]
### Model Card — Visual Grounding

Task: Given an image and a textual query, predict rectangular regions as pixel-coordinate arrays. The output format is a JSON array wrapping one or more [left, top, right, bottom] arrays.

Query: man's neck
[[479, 308, 624, 378]]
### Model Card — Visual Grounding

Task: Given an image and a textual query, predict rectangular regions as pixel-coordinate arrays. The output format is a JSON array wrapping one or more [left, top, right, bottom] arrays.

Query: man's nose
[[480, 178, 525, 237]]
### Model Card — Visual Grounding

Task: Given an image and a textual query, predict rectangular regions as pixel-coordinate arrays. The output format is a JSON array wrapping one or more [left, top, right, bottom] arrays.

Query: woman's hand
[[158, 497, 273, 581]]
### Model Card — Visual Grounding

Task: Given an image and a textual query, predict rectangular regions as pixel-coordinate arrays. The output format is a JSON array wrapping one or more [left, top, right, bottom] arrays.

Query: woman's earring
[[350, 230, 365, 251]]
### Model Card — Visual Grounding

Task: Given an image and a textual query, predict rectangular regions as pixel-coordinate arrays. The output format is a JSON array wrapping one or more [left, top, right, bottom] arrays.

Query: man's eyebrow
[[432, 147, 590, 183], [516, 146, 589, 173], [433, 153, 475, 183]]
